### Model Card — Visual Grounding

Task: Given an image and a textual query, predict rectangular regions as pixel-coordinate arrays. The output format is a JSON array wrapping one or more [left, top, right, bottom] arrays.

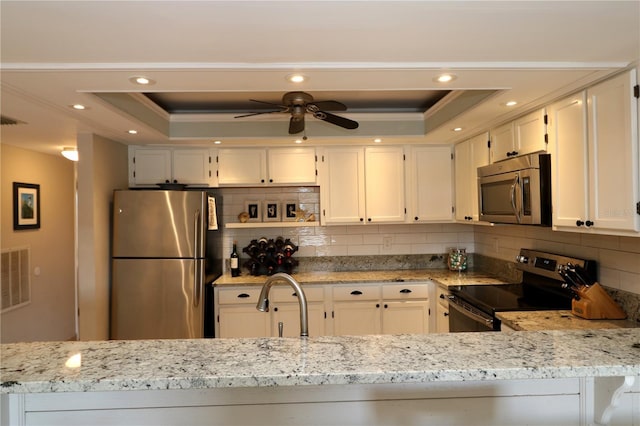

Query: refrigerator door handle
[[194, 259, 203, 308], [194, 209, 202, 307]]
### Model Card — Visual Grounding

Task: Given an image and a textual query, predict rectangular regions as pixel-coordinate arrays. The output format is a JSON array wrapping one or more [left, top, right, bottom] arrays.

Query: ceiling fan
[[234, 91, 359, 135]]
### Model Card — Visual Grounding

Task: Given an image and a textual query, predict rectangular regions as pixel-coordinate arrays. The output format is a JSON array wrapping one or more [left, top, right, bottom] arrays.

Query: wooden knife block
[[572, 283, 627, 320]]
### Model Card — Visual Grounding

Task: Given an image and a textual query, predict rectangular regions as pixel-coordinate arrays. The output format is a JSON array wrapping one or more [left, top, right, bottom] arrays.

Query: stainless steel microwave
[[477, 152, 551, 225]]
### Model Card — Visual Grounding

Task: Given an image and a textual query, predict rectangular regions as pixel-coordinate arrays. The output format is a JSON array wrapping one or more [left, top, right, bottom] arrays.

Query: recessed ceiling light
[[213, 140, 222, 145], [286, 74, 306, 83], [434, 73, 456, 83], [129, 76, 155, 85], [505, 101, 518, 107], [294, 139, 303, 144], [71, 104, 86, 110], [453, 127, 463, 132], [127, 130, 138, 135], [373, 138, 382, 143]]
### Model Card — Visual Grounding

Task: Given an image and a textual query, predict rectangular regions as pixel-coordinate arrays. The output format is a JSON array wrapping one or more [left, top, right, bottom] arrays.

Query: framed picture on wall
[[13, 182, 40, 230], [263, 200, 281, 222], [283, 200, 298, 222], [244, 200, 262, 222]]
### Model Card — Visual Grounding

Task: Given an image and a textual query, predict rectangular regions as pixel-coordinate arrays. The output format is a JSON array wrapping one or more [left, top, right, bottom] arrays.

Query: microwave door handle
[[510, 175, 522, 224]]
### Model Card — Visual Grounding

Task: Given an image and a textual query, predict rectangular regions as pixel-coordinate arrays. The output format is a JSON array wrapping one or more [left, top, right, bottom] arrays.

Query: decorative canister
[[448, 248, 467, 272]]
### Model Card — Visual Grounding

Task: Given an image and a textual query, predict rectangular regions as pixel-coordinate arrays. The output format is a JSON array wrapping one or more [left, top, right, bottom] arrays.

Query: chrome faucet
[[256, 272, 309, 337]]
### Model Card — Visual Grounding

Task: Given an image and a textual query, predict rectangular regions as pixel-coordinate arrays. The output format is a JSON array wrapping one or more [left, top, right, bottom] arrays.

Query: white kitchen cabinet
[[454, 132, 490, 222], [489, 109, 547, 163], [215, 287, 270, 338], [549, 69, 639, 235], [269, 286, 327, 337], [435, 286, 450, 333], [320, 146, 405, 224], [217, 147, 316, 186], [407, 146, 454, 223], [129, 147, 213, 187]]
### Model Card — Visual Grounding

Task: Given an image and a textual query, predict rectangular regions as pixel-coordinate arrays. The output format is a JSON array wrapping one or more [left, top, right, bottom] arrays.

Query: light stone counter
[[1, 329, 639, 394], [214, 269, 509, 287], [497, 310, 640, 331]]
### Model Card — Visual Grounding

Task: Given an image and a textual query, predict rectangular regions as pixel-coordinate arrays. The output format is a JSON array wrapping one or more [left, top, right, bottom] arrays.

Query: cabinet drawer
[[333, 285, 381, 301], [270, 286, 324, 302], [436, 286, 450, 308], [218, 287, 262, 304], [382, 284, 429, 300]]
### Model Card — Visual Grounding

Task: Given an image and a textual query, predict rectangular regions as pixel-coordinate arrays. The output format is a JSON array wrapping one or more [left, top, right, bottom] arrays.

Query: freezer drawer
[[111, 259, 204, 339]]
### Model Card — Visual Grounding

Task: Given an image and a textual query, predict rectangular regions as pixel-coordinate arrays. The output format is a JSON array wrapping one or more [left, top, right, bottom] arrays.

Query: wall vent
[[1, 247, 31, 313]]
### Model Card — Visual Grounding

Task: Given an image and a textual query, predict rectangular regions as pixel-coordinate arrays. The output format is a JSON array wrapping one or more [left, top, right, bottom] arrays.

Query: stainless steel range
[[448, 249, 597, 332]]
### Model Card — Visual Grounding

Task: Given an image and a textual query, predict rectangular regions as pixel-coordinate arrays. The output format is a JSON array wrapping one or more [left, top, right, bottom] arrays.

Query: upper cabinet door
[[514, 108, 547, 156], [587, 69, 639, 233], [321, 147, 366, 224], [489, 122, 515, 163], [364, 146, 406, 223], [172, 148, 212, 185], [217, 148, 267, 185], [130, 148, 172, 185], [454, 132, 489, 222], [410, 146, 453, 222], [267, 147, 316, 184], [548, 93, 590, 229]]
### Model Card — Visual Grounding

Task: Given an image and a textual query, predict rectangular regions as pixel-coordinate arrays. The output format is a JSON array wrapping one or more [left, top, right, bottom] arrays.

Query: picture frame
[[244, 200, 262, 222], [283, 200, 298, 222], [13, 182, 40, 230], [263, 200, 281, 222]]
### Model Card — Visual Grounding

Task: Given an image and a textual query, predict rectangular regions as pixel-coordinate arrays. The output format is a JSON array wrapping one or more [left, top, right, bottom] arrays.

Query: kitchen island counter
[[497, 310, 640, 331], [2, 329, 638, 394]]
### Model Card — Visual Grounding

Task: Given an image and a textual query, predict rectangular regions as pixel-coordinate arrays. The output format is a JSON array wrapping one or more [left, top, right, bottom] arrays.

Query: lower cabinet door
[[218, 306, 270, 338], [271, 302, 326, 337], [381, 301, 430, 334], [333, 302, 381, 335]]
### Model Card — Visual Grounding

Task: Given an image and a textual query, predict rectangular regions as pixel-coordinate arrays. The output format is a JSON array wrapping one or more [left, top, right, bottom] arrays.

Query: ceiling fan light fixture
[[286, 73, 307, 83], [61, 147, 79, 162]]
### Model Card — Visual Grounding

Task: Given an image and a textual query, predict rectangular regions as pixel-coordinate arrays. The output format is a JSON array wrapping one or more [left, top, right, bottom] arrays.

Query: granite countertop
[[214, 269, 510, 287], [2, 329, 639, 394], [497, 310, 640, 331]]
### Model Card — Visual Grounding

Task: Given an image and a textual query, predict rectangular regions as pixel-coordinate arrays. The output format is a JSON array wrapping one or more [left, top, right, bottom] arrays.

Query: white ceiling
[[1, 1, 639, 156]]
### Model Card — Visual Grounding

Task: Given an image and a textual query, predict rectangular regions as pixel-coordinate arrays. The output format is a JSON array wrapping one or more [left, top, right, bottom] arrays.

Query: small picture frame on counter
[[263, 200, 281, 222], [244, 200, 262, 222], [283, 200, 298, 222]]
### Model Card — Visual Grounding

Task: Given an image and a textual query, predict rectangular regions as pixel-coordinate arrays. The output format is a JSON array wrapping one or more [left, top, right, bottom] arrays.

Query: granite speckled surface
[[214, 269, 508, 287], [497, 310, 640, 331], [2, 329, 639, 394]]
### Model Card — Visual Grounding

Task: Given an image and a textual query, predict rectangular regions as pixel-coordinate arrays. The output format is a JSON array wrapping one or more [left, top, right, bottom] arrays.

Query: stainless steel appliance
[[478, 152, 551, 225], [448, 249, 596, 332], [110, 190, 222, 339]]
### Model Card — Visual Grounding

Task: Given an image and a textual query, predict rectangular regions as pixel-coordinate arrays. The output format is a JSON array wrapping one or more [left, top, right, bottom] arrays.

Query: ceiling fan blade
[[311, 100, 347, 111], [289, 115, 305, 134], [315, 111, 359, 130], [249, 99, 287, 108], [234, 110, 283, 118]]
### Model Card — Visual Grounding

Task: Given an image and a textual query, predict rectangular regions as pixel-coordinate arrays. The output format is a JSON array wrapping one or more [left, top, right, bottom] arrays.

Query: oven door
[[448, 294, 498, 332]]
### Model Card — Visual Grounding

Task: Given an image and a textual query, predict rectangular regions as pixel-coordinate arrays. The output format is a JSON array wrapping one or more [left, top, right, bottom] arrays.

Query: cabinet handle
[[414, 216, 419, 221], [585, 220, 594, 227], [384, 304, 388, 309], [439, 294, 445, 299], [399, 289, 412, 294], [576, 220, 585, 227], [237, 293, 250, 298], [376, 303, 380, 308], [350, 290, 363, 295], [274, 307, 278, 312]]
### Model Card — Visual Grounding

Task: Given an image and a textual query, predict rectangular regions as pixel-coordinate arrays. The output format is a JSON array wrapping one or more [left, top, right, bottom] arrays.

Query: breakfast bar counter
[[2, 330, 639, 425]]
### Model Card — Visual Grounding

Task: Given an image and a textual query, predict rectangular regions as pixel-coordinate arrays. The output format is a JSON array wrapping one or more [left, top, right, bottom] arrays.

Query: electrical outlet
[[383, 236, 393, 250]]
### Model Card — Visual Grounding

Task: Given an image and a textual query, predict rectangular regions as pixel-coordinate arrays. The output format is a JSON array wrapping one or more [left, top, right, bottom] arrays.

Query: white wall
[[474, 225, 640, 295], [1, 144, 76, 343], [77, 134, 128, 341]]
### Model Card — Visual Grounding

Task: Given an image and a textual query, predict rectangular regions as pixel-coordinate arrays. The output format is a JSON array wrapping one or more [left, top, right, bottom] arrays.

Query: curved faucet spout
[[256, 272, 309, 337]]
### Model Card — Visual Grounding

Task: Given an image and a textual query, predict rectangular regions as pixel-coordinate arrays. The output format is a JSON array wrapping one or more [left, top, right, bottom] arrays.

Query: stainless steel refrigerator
[[110, 189, 222, 340]]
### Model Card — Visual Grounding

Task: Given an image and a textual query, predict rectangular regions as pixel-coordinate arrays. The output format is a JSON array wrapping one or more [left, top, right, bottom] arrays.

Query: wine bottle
[[230, 241, 240, 277]]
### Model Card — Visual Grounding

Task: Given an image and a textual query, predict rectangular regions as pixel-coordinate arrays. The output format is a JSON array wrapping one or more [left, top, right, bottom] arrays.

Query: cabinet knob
[[384, 304, 388, 309], [376, 303, 380, 308], [274, 307, 278, 312], [414, 216, 419, 221], [367, 218, 372, 222], [269, 179, 273, 183], [172, 179, 178, 184], [439, 294, 445, 299], [444, 312, 449, 317], [576, 220, 585, 227], [165, 179, 170, 184], [261, 179, 265, 183], [585, 220, 594, 227], [360, 218, 364, 222]]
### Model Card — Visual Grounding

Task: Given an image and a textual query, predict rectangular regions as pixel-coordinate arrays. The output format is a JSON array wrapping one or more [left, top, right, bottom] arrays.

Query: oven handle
[[447, 295, 494, 328]]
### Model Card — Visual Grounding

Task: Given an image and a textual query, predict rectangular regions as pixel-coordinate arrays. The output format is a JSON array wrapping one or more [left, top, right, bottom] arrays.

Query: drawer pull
[[237, 293, 250, 298], [439, 294, 445, 299], [350, 290, 363, 295], [399, 289, 412, 294]]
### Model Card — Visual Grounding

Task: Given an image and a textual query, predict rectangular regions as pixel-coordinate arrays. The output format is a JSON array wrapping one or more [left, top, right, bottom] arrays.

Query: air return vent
[[1, 247, 31, 312]]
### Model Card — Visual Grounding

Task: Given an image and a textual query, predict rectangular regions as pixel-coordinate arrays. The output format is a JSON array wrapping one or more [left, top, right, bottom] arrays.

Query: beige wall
[[1, 144, 76, 343], [475, 224, 640, 295], [77, 134, 128, 340]]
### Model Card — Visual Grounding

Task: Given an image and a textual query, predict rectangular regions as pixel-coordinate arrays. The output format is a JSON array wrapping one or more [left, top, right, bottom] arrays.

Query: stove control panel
[[515, 249, 596, 282]]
